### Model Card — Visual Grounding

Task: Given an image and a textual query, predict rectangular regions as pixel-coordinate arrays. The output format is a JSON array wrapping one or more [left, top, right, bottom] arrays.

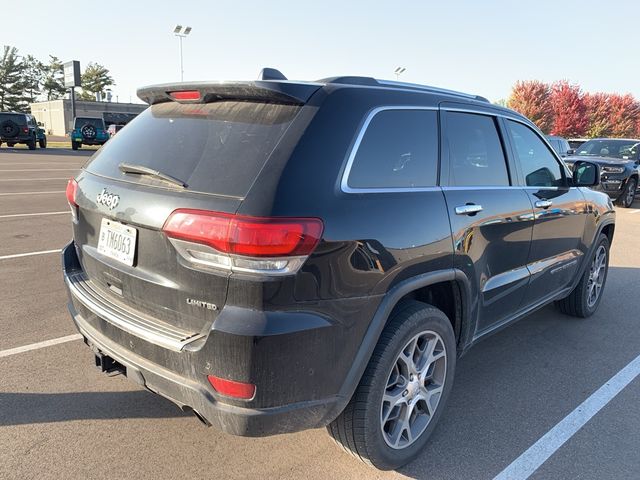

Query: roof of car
[[138, 69, 531, 125]]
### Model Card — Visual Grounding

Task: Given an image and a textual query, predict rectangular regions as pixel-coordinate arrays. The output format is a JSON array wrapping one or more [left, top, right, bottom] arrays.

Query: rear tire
[[616, 177, 637, 208], [27, 135, 36, 150], [556, 234, 610, 318], [7, 142, 15, 147], [327, 300, 456, 470], [72, 141, 80, 150]]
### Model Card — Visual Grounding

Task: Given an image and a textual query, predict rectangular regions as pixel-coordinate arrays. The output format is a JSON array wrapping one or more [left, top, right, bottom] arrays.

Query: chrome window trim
[[340, 104, 565, 194], [340, 106, 439, 194]]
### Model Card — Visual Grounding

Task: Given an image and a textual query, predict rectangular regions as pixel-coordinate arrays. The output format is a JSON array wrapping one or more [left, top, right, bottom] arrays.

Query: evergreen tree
[[0, 46, 26, 111], [22, 54, 46, 104], [43, 55, 66, 100], [79, 63, 114, 101]]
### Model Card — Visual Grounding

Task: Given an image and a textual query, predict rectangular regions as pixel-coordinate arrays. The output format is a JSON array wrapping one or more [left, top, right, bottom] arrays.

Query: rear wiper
[[118, 162, 187, 188]]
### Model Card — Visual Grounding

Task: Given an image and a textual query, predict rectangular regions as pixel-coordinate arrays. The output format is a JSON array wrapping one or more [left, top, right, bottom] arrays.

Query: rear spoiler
[[137, 81, 323, 106]]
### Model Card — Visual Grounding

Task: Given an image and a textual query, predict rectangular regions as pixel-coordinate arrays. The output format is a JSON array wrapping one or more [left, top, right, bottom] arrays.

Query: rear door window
[[346, 109, 438, 190], [445, 112, 510, 186], [85, 101, 301, 197]]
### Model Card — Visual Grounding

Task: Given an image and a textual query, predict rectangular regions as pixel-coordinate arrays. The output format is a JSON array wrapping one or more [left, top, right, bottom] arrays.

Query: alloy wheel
[[586, 245, 607, 308], [380, 330, 447, 449]]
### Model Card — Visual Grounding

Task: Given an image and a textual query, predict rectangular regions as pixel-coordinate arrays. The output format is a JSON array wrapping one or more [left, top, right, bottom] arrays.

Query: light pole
[[394, 67, 406, 80], [173, 25, 192, 82]]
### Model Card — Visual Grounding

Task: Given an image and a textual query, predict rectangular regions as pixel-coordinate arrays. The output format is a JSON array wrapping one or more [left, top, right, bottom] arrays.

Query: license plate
[[97, 218, 137, 266]]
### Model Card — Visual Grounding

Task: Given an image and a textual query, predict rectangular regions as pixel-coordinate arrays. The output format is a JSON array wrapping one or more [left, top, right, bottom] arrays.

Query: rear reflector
[[207, 375, 256, 400], [162, 209, 323, 258], [66, 178, 78, 207], [168, 90, 201, 101]]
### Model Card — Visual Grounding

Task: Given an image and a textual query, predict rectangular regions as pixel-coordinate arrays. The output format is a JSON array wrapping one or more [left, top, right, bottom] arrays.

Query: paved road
[[1, 150, 639, 480]]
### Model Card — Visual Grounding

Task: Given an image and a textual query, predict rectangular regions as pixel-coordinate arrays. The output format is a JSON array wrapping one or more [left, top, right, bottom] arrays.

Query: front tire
[[616, 177, 637, 208], [556, 234, 610, 318], [39, 137, 47, 148], [327, 300, 456, 470]]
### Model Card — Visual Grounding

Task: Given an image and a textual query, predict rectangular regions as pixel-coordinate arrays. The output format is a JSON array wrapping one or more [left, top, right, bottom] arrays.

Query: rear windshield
[[85, 101, 301, 197], [0, 113, 26, 125], [75, 118, 105, 129]]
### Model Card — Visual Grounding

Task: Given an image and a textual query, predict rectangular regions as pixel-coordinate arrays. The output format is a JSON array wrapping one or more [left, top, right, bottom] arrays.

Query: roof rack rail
[[376, 79, 489, 103], [317, 76, 379, 86]]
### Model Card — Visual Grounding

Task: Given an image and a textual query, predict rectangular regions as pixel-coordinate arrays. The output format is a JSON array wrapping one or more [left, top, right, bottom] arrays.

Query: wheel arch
[[323, 269, 473, 426]]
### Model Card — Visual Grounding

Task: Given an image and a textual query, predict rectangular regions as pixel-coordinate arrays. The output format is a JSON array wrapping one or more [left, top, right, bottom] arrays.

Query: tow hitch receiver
[[94, 353, 126, 375]]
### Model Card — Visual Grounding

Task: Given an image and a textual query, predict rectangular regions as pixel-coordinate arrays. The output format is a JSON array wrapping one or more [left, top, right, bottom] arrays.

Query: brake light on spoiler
[[168, 90, 201, 101], [162, 209, 323, 276]]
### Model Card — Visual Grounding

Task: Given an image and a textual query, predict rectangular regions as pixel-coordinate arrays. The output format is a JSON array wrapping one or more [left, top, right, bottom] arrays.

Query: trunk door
[[72, 99, 303, 336]]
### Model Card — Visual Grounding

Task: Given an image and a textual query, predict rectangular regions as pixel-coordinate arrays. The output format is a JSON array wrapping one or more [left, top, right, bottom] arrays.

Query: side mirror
[[38, 121, 44, 126], [572, 161, 599, 187], [566, 148, 575, 155]]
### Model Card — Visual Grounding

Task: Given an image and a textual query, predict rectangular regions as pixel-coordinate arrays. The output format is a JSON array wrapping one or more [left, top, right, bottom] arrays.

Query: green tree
[[22, 54, 46, 104], [43, 55, 66, 100], [79, 63, 114, 100], [0, 45, 26, 111]]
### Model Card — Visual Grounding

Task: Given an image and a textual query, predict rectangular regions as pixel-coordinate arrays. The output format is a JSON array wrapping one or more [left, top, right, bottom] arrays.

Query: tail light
[[66, 178, 79, 221], [207, 375, 255, 400], [22, 127, 29, 133], [162, 209, 323, 275]]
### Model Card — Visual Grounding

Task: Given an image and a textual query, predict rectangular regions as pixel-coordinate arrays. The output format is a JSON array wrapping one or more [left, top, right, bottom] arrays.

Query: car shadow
[[0, 390, 188, 426]]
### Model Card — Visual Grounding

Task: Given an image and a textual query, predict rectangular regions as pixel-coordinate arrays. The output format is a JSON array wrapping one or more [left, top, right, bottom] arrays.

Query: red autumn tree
[[584, 92, 612, 138], [550, 80, 587, 137], [507, 80, 554, 133], [608, 94, 640, 138]]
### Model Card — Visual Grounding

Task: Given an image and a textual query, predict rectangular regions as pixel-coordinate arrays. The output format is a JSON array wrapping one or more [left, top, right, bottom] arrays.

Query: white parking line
[[494, 353, 640, 480], [0, 177, 69, 181], [0, 249, 60, 260], [0, 190, 64, 196], [628, 209, 640, 214], [0, 211, 68, 219], [0, 334, 82, 358]]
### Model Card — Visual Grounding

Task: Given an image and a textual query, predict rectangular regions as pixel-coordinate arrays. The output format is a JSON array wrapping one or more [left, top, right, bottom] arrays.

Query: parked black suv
[[62, 71, 615, 470], [0, 112, 43, 149], [565, 138, 640, 207]]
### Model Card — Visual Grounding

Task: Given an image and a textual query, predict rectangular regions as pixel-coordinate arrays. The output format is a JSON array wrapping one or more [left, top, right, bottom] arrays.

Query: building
[[30, 99, 147, 136]]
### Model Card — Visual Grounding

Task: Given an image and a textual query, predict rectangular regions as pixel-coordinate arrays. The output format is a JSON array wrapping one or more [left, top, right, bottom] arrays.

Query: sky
[[3, 0, 639, 104]]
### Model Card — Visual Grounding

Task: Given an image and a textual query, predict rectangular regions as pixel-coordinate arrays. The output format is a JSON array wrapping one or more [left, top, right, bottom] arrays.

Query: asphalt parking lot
[[1, 149, 639, 480]]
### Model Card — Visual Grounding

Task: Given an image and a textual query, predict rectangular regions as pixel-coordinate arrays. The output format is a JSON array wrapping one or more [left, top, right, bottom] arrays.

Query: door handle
[[535, 200, 553, 209], [455, 204, 483, 215]]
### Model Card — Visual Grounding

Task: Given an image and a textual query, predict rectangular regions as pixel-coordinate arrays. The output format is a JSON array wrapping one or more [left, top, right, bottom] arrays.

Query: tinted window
[[347, 109, 438, 189], [0, 113, 27, 125], [446, 112, 509, 186], [74, 117, 105, 129], [86, 101, 300, 197], [507, 121, 564, 187]]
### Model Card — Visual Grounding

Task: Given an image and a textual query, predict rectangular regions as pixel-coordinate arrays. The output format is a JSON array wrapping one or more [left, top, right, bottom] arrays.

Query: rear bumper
[[61, 242, 356, 436], [0, 135, 31, 143], [72, 137, 107, 145]]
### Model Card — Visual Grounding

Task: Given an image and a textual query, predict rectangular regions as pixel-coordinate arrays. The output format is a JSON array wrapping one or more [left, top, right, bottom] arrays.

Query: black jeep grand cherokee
[[564, 138, 639, 208], [62, 70, 614, 470]]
